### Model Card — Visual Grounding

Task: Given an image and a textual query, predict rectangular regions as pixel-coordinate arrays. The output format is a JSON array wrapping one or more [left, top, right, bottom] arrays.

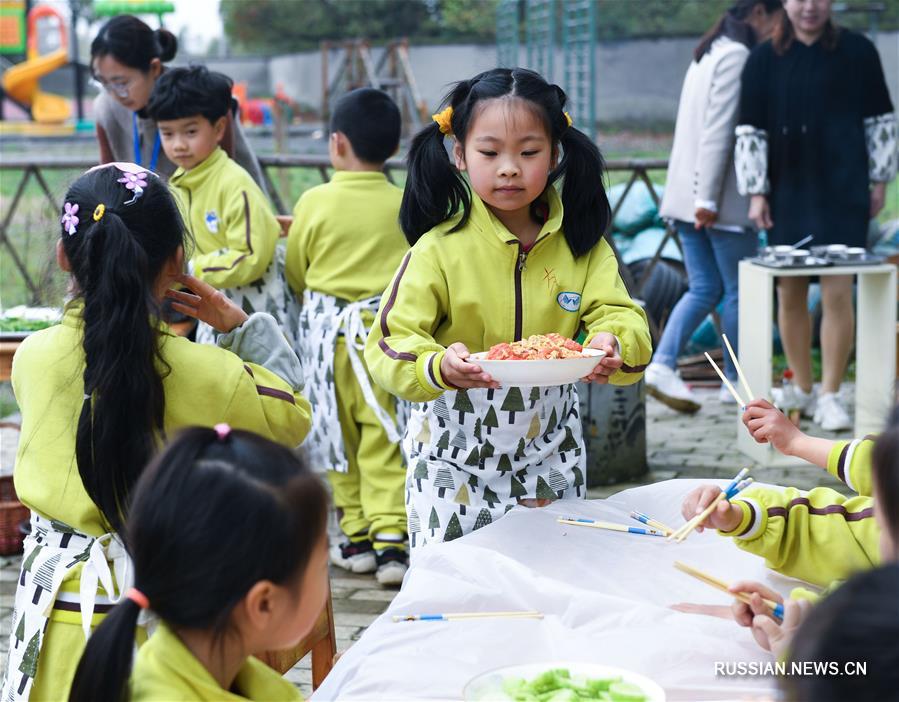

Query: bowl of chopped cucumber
[[463, 662, 665, 702]]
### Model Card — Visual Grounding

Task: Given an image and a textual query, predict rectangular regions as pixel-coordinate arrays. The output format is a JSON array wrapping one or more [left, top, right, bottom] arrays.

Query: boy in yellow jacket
[[286, 89, 410, 585], [147, 66, 295, 346]]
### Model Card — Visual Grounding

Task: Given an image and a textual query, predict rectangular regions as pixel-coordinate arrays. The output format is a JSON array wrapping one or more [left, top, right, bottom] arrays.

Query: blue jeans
[[653, 221, 757, 379]]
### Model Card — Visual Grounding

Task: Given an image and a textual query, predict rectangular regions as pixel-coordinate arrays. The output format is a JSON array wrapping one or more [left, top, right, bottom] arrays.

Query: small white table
[[738, 260, 897, 466]]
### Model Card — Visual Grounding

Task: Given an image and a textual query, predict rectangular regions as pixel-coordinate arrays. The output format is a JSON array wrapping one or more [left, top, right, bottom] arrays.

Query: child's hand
[[680, 484, 743, 533], [729, 582, 808, 658], [165, 274, 249, 333], [440, 343, 499, 390], [582, 332, 622, 384], [742, 399, 802, 454]]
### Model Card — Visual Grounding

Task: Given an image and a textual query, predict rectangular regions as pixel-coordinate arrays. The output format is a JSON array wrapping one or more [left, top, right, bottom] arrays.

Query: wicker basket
[[0, 475, 29, 555]]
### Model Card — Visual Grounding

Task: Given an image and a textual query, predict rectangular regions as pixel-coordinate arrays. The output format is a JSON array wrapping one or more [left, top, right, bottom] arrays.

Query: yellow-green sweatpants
[[329, 340, 406, 550]]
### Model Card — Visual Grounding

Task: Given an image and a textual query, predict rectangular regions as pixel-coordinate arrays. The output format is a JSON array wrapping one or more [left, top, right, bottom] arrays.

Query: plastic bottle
[[779, 368, 802, 426]]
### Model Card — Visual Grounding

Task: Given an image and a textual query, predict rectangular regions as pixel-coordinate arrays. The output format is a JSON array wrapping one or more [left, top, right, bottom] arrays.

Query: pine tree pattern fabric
[[298, 289, 408, 473], [405, 384, 585, 550], [2, 514, 137, 701], [196, 244, 300, 348]]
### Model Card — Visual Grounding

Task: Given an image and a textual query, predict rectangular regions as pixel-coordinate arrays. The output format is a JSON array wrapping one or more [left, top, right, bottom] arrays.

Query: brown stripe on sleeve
[[243, 364, 255, 378], [766, 498, 874, 523], [378, 252, 417, 362], [836, 442, 851, 484], [621, 363, 648, 373], [256, 386, 296, 404]]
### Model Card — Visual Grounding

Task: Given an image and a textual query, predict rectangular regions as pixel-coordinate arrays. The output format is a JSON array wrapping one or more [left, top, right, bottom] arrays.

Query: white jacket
[[660, 37, 753, 229]]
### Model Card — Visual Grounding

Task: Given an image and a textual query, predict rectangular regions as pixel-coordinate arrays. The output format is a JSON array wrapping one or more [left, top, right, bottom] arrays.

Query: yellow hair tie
[[92, 203, 106, 222], [432, 106, 454, 136], [564, 112, 573, 128]]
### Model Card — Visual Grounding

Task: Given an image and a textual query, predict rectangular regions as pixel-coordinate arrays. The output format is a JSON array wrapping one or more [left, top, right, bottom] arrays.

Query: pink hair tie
[[125, 588, 149, 610], [214, 423, 231, 440]]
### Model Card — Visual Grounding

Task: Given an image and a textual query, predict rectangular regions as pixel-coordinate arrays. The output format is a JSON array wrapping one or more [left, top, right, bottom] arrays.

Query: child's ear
[[56, 239, 71, 272], [452, 139, 466, 171], [149, 57, 162, 80], [241, 580, 278, 632], [213, 116, 227, 144], [333, 132, 348, 157]]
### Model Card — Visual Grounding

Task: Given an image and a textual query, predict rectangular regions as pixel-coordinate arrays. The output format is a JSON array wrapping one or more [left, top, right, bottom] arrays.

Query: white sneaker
[[330, 539, 377, 574], [645, 362, 701, 413], [718, 384, 738, 404], [814, 392, 852, 431], [772, 385, 817, 417]]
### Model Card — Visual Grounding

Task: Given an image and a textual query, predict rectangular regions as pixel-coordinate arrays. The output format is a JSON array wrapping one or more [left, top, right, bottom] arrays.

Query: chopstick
[[721, 333, 755, 405], [704, 352, 746, 407], [668, 469, 751, 543], [392, 610, 543, 622], [674, 561, 784, 620], [557, 517, 665, 537], [629, 510, 674, 536]]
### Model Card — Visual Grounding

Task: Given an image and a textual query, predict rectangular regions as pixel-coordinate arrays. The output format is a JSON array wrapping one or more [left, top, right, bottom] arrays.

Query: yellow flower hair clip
[[432, 106, 454, 136], [564, 112, 573, 128], [93, 203, 106, 222]]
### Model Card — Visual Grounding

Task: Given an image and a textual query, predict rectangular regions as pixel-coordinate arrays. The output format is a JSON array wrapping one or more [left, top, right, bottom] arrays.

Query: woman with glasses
[[91, 15, 266, 187]]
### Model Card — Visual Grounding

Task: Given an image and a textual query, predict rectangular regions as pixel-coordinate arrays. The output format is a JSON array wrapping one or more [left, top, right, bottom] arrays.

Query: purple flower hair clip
[[61, 202, 80, 236], [118, 170, 149, 205]]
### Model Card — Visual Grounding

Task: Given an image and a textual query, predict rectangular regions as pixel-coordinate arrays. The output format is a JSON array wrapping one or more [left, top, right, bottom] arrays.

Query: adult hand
[[870, 182, 886, 218], [165, 274, 249, 333], [680, 484, 743, 533], [694, 207, 717, 230], [742, 398, 802, 454], [439, 342, 499, 390], [748, 195, 773, 230], [582, 332, 622, 384]]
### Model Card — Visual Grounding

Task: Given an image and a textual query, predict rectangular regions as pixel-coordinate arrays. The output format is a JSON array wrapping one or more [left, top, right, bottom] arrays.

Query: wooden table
[[0, 340, 23, 382]]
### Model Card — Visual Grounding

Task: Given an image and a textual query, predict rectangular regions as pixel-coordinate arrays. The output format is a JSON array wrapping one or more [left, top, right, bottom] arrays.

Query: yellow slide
[[2, 47, 71, 123]]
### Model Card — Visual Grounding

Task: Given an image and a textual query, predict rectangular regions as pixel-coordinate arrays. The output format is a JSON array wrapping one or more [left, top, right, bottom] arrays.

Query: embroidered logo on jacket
[[204, 211, 219, 233], [557, 291, 581, 312]]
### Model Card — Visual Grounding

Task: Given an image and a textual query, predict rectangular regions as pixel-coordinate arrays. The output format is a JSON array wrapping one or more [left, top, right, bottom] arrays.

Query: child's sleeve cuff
[[718, 498, 766, 541], [416, 350, 454, 397]]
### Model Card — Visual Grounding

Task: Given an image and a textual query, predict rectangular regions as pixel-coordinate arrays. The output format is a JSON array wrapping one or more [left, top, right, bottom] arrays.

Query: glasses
[[90, 76, 134, 99]]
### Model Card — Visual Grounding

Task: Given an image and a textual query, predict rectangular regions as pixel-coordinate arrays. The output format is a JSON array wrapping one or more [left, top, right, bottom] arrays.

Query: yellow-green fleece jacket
[[363, 186, 652, 403], [721, 438, 879, 587], [170, 147, 280, 290], [285, 170, 407, 301]]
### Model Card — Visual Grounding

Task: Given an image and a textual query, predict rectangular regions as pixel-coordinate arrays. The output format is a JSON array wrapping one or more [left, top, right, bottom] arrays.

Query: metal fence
[[1, 154, 672, 304]]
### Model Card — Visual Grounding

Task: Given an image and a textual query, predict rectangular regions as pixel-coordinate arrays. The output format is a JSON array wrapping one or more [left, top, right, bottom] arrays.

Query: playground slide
[[2, 48, 70, 124]]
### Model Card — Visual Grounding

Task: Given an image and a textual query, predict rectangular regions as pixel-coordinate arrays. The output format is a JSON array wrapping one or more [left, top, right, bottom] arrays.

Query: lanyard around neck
[[132, 113, 161, 172]]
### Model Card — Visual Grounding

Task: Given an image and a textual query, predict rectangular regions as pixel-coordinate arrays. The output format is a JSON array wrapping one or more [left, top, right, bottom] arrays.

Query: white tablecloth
[[313, 479, 804, 701]]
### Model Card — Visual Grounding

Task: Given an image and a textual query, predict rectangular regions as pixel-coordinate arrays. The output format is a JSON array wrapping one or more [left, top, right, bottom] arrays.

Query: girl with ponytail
[[365, 67, 651, 549], [2, 164, 311, 701], [69, 426, 329, 702]]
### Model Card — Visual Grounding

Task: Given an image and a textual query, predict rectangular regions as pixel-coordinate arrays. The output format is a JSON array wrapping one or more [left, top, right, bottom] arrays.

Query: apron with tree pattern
[[297, 289, 408, 473], [1, 513, 143, 702], [404, 383, 586, 551], [196, 244, 300, 348]]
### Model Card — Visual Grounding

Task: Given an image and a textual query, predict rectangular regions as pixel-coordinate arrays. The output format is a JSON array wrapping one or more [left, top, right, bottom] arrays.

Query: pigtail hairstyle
[[69, 427, 330, 702], [400, 79, 475, 244], [61, 166, 187, 534], [400, 68, 610, 257]]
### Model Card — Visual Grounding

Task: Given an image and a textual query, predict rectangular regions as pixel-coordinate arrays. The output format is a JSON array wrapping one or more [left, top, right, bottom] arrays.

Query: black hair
[[873, 405, 899, 557], [331, 88, 402, 165], [69, 427, 330, 702], [782, 564, 899, 702], [61, 165, 187, 534], [146, 66, 233, 124], [90, 15, 177, 74], [400, 67, 611, 258], [694, 0, 783, 61]]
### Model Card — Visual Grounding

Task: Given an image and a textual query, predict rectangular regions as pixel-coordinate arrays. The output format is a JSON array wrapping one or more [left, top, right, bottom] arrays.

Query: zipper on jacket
[[514, 244, 526, 340]]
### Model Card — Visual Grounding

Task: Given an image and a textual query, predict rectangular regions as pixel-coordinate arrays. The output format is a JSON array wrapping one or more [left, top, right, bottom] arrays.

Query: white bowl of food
[[469, 334, 604, 387], [463, 661, 666, 702]]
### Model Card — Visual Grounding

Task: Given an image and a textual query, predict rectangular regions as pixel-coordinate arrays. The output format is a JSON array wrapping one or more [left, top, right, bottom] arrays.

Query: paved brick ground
[[0, 386, 856, 695]]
